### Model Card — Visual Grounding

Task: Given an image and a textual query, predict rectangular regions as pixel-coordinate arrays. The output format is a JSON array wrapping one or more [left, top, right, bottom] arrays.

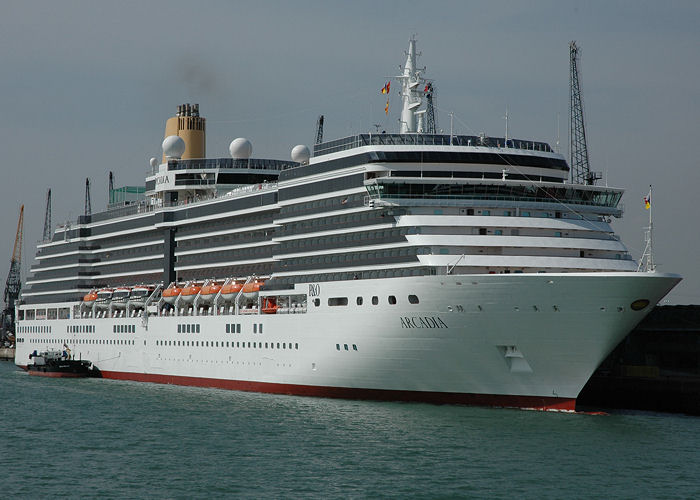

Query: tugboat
[[27, 347, 100, 378]]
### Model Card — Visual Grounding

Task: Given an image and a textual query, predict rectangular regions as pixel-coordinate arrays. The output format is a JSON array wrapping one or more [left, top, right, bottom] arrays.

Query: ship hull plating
[[15, 273, 680, 410]]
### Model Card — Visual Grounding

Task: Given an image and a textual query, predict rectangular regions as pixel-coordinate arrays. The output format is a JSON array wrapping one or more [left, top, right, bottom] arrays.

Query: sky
[[1, 0, 698, 304]]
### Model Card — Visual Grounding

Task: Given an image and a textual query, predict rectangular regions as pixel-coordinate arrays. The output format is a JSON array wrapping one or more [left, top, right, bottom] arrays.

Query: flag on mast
[[381, 81, 391, 94], [384, 97, 389, 115], [644, 191, 651, 210]]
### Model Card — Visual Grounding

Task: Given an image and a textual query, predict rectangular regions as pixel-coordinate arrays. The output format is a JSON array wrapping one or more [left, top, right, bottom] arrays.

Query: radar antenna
[[315, 115, 324, 145], [42, 188, 52, 242], [425, 82, 437, 134], [569, 41, 601, 185]]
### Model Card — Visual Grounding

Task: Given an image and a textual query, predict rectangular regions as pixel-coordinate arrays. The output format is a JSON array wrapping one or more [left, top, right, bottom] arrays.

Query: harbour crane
[[569, 41, 601, 185], [1, 205, 23, 342]]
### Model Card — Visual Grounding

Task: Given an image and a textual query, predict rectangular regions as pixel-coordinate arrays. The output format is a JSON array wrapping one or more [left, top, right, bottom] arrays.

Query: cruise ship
[[14, 39, 680, 411]]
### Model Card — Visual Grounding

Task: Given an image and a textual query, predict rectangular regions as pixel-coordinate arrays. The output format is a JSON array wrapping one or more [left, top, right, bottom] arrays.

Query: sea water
[[1, 361, 698, 499]]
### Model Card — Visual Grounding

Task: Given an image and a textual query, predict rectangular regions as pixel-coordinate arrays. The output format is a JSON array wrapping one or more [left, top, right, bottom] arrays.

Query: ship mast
[[398, 37, 423, 134], [638, 185, 656, 272]]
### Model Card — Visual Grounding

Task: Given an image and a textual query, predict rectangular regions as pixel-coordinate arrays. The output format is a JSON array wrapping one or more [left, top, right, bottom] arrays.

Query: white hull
[[14, 272, 680, 410]]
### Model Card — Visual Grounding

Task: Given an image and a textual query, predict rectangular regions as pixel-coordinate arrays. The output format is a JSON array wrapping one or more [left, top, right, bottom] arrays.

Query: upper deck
[[313, 133, 554, 157]]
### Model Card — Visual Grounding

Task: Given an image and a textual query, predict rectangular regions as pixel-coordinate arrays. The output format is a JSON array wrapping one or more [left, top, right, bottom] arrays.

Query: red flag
[[384, 97, 389, 115]]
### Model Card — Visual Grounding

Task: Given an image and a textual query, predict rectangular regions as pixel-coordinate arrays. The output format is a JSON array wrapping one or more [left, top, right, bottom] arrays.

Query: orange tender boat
[[220, 282, 243, 300], [180, 284, 202, 303], [162, 284, 182, 304], [199, 282, 222, 303], [83, 290, 98, 305], [241, 280, 264, 295]]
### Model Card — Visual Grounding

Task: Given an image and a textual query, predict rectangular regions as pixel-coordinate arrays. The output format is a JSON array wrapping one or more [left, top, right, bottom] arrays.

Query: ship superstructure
[[14, 40, 680, 411]]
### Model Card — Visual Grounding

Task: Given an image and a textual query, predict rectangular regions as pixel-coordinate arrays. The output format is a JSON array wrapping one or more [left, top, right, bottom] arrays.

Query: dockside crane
[[43, 188, 52, 241], [569, 41, 601, 185], [85, 178, 92, 216], [315, 115, 324, 145], [1, 205, 23, 342]]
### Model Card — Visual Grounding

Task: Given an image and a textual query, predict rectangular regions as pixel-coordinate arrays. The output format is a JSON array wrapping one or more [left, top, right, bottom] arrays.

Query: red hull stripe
[[98, 370, 576, 411]]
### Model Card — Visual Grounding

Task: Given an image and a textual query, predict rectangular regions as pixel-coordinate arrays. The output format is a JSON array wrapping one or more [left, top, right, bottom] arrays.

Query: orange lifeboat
[[83, 290, 98, 305], [262, 297, 277, 314], [162, 284, 182, 305], [220, 281, 243, 301], [180, 283, 202, 304], [241, 280, 264, 297], [199, 282, 221, 304]]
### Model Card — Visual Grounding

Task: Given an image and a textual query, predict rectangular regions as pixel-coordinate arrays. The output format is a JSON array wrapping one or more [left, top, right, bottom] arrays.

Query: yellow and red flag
[[381, 81, 391, 94], [384, 97, 389, 115], [644, 194, 651, 210]]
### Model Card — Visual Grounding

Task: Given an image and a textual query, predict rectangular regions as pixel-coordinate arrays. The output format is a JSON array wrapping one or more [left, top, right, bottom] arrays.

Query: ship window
[[504, 211, 512, 216], [408, 295, 419, 304], [328, 297, 348, 306], [388, 296, 397, 305], [479, 228, 487, 235], [353, 344, 357, 351], [336, 344, 340, 351], [511, 229, 520, 236], [265, 342, 268, 348], [555, 232, 562, 237], [356, 297, 363, 305], [495, 230, 503, 235], [237, 324, 241, 333], [313, 298, 320, 307], [226, 324, 230, 333], [344, 344, 349, 351], [187, 324, 191, 333], [483, 210, 490, 216], [259, 324, 263, 334], [372, 296, 379, 305], [254, 324, 258, 333], [196, 324, 200, 333], [521, 211, 530, 217]]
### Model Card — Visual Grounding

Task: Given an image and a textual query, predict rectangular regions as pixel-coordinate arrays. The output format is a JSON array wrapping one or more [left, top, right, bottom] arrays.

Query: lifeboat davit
[[83, 290, 98, 306], [220, 282, 243, 301], [162, 284, 182, 305], [199, 282, 221, 304], [179, 284, 201, 304], [94, 288, 113, 309], [111, 287, 131, 309]]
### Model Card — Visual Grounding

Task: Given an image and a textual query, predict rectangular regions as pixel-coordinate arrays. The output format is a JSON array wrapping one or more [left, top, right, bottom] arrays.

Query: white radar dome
[[149, 157, 159, 169], [291, 144, 310, 164], [162, 135, 186, 159], [229, 138, 252, 159]]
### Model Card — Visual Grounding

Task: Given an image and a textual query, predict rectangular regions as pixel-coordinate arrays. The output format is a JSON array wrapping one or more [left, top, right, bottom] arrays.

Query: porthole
[[388, 295, 397, 305], [372, 296, 379, 305], [356, 297, 363, 305], [408, 295, 419, 304]]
